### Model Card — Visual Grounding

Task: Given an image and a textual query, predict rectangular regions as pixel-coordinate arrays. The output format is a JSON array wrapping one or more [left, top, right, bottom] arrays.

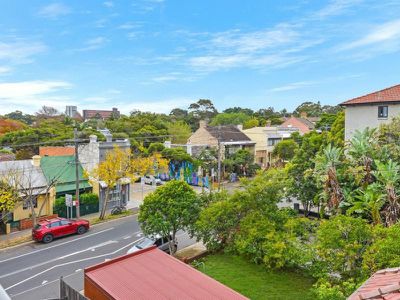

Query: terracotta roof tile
[[39, 147, 75, 157], [341, 84, 400, 106]]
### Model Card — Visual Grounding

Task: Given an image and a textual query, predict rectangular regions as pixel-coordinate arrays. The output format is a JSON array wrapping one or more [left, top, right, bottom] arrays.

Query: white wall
[[345, 103, 400, 140]]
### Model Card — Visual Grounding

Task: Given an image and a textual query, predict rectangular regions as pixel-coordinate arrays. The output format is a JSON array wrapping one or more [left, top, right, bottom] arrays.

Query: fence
[[59, 276, 88, 300], [54, 203, 99, 218]]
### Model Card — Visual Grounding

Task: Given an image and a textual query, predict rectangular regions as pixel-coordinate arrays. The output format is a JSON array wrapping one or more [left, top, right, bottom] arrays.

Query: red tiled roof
[[84, 247, 248, 300], [341, 84, 400, 106], [39, 147, 75, 157], [348, 267, 400, 300]]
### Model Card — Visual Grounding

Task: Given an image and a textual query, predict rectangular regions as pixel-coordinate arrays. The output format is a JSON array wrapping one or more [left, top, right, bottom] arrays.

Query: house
[[242, 126, 299, 167], [40, 155, 92, 198], [82, 108, 120, 121], [340, 84, 400, 140], [348, 267, 400, 299], [280, 116, 315, 135], [79, 134, 131, 210], [187, 121, 255, 159], [84, 246, 248, 300], [0, 156, 56, 231], [39, 146, 75, 157]]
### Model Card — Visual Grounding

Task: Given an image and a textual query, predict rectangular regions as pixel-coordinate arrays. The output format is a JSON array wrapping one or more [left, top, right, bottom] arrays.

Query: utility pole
[[74, 128, 80, 219], [217, 125, 221, 191]]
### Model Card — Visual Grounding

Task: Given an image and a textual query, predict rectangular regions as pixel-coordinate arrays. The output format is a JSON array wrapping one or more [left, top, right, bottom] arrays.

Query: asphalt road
[[0, 214, 195, 300]]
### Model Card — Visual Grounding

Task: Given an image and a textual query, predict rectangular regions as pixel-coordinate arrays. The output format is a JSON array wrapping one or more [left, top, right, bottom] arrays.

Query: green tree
[[139, 181, 201, 254], [272, 139, 298, 162], [243, 118, 259, 129], [148, 142, 165, 154], [327, 111, 344, 147], [167, 121, 192, 143], [210, 112, 251, 126]]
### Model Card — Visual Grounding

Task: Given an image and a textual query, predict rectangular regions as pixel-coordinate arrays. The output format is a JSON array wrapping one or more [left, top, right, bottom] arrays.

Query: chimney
[[300, 111, 307, 118], [89, 135, 98, 143], [105, 134, 112, 143], [266, 120, 271, 127], [237, 124, 243, 131], [199, 120, 207, 128], [32, 155, 41, 167]]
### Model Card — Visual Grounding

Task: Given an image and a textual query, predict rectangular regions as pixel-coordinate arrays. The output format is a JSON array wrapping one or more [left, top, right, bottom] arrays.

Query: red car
[[32, 217, 90, 243]]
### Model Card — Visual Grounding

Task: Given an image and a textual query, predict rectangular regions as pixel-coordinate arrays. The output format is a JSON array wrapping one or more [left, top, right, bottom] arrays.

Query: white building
[[341, 84, 400, 140]]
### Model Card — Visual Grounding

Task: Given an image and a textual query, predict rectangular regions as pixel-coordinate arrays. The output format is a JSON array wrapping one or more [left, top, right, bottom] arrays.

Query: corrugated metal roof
[[85, 247, 248, 300]]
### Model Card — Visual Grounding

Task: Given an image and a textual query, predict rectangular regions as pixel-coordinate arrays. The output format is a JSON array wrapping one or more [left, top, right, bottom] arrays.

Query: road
[[0, 214, 195, 300]]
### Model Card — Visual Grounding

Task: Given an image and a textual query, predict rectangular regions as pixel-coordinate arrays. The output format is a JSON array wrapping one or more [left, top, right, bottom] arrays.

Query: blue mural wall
[[159, 160, 210, 188]]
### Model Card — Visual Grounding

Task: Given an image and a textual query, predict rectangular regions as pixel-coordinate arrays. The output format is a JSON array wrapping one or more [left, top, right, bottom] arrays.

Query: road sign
[[65, 194, 72, 207]]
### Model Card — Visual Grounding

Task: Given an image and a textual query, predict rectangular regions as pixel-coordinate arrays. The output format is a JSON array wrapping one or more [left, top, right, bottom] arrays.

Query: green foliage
[[243, 118, 259, 129], [167, 121, 192, 143], [147, 142, 165, 154], [139, 181, 201, 253], [161, 147, 193, 162], [0, 181, 19, 213], [316, 113, 337, 130], [272, 139, 298, 161], [224, 149, 257, 176], [210, 112, 251, 126], [327, 111, 345, 147]]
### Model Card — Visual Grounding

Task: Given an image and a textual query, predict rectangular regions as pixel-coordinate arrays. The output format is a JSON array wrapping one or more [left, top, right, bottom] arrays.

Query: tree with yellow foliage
[[90, 147, 169, 220], [0, 181, 20, 221]]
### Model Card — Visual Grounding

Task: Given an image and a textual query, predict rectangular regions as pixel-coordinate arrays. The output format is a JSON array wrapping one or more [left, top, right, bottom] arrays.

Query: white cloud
[[0, 41, 47, 64], [38, 3, 71, 19], [269, 81, 315, 92], [314, 0, 363, 18], [118, 22, 141, 30], [0, 80, 72, 114], [75, 37, 108, 51], [124, 98, 192, 114], [341, 19, 400, 50], [0, 66, 11, 75], [103, 1, 114, 8]]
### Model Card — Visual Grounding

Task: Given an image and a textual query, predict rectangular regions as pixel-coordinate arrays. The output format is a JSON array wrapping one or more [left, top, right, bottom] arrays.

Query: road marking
[[75, 269, 82, 272], [0, 240, 118, 279], [4, 237, 144, 292], [41, 280, 47, 285], [0, 227, 115, 264], [9, 270, 82, 297]]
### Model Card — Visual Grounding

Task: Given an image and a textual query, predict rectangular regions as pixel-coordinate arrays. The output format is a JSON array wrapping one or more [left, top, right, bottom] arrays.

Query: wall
[[344, 103, 400, 140], [13, 188, 55, 221], [78, 142, 99, 174], [187, 127, 218, 147]]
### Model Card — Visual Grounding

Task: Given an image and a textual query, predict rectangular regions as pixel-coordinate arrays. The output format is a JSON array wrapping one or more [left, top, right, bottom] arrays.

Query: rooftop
[[84, 246, 248, 300], [341, 84, 400, 106], [39, 147, 75, 157], [349, 267, 400, 300], [206, 125, 253, 143]]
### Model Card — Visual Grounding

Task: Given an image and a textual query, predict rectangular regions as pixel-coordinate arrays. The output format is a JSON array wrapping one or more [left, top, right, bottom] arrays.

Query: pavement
[[0, 214, 196, 300]]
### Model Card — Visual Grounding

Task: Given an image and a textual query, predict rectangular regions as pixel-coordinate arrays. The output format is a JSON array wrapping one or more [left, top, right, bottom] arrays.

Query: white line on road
[[0, 227, 115, 264], [4, 237, 144, 292], [0, 240, 118, 279]]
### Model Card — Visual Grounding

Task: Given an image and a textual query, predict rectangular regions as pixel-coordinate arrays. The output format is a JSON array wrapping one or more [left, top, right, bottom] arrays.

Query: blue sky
[[0, 0, 400, 115]]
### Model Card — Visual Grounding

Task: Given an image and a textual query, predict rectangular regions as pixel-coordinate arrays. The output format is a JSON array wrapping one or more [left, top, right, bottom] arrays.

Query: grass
[[196, 253, 315, 300]]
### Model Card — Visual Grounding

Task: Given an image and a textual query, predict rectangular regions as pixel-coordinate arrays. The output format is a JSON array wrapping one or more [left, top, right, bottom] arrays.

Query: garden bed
[[195, 253, 315, 300]]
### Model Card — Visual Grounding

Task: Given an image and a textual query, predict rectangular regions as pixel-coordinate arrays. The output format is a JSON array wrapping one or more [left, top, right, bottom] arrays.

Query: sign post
[[65, 194, 72, 219]]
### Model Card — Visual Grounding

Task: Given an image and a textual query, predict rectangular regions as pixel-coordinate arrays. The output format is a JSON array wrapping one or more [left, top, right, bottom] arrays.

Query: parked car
[[32, 217, 90, 243], [127, 235, 177, 254], [143, 175, 162, 185]]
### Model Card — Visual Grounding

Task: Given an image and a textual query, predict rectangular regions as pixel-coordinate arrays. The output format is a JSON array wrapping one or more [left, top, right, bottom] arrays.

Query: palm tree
[[347, 128, 377, 186], [346, 184, 385, 225], [374, 160, 400, 226], [315, 144, 343, 213]]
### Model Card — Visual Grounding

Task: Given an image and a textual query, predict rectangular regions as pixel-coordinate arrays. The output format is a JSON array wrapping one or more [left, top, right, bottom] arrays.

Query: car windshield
[[33, 224, 42, 230], [136, 238, 155, 249]]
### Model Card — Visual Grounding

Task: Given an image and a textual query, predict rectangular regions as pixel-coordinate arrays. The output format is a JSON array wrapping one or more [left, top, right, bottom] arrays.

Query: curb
[[0, 207, 140, 251]]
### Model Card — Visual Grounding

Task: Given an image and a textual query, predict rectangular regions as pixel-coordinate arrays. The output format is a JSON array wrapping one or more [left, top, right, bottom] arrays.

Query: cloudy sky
[[0, 0, 400, 115]]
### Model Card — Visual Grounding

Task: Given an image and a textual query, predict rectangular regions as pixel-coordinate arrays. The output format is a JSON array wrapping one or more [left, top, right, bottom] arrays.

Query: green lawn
[[196, 253, 315, 300]]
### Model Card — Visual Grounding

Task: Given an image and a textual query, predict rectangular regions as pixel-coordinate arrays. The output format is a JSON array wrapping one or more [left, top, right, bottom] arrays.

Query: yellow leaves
[[90, 147, 170, 188], [0, 182, 18, 212]]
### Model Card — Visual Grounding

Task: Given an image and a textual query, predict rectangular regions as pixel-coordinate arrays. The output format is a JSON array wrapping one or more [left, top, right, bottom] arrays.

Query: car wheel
[[42, 234, 53, 244], [77, 226, 86, 235]]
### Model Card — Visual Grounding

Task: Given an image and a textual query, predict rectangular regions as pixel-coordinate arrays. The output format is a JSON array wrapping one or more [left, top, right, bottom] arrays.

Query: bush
[[54, 193, 98, 211]]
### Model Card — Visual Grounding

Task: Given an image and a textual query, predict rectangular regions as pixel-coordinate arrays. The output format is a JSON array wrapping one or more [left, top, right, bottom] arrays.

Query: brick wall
[[19, 214, 58, 230]]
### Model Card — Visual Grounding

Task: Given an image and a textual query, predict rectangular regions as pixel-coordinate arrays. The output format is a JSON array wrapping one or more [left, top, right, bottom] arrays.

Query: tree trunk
[[99, 188, 110, 220]]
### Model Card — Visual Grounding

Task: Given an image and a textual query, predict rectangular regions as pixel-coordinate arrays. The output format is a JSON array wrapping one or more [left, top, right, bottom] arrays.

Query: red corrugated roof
[[348, 267, 400, 300], [341, 84, 400, 106], [84, 247, 248, 300], [39, 147, 75, 157]]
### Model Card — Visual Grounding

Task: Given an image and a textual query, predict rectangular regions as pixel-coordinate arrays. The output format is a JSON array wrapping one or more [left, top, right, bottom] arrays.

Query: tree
[[272, 139, 298, 162], [169, 108, 188, 121], [223, 107, 254, 115], [138, 181, 201, 254], [36, 106, 60, 118], [188, 99, 218, 129], [327, 111, 345, 147], [4, 110, 35, 125], [243, 118, 259, 129], [167, 121, 192, 144], [0, 119, 26, 135], [0, 181, 19, 219], [147, 142, 165, 155], [210, 112, 251, 126], [161, 147, 193, 162]]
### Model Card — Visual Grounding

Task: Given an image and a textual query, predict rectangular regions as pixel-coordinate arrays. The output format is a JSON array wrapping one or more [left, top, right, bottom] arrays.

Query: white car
[[127, 235, 177, 254], [143, 175, 162, 185]]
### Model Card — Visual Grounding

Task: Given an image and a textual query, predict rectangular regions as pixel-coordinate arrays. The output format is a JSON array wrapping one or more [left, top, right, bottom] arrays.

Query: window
[[378, 106, 388, 118], [49, 221, 61, 228], [267, 138, 281, 146], [23, 196, 38, 210], [60, 220, 70, 226]]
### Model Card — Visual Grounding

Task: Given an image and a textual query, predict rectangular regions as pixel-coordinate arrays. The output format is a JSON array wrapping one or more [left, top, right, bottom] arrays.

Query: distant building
[[187, 121, 255, 159], [82, 108, 120, 121], [65, 106, 78, 118], [280, 115, 315, 135], [39, 146, 75, 157], [242, 126, 299, 167], [340, 84, 400, 140]]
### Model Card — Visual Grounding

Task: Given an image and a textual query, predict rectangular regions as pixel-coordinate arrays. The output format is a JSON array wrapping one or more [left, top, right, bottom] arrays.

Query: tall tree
[[139, 180, 201, 254], [167, 121, 192, 144]]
